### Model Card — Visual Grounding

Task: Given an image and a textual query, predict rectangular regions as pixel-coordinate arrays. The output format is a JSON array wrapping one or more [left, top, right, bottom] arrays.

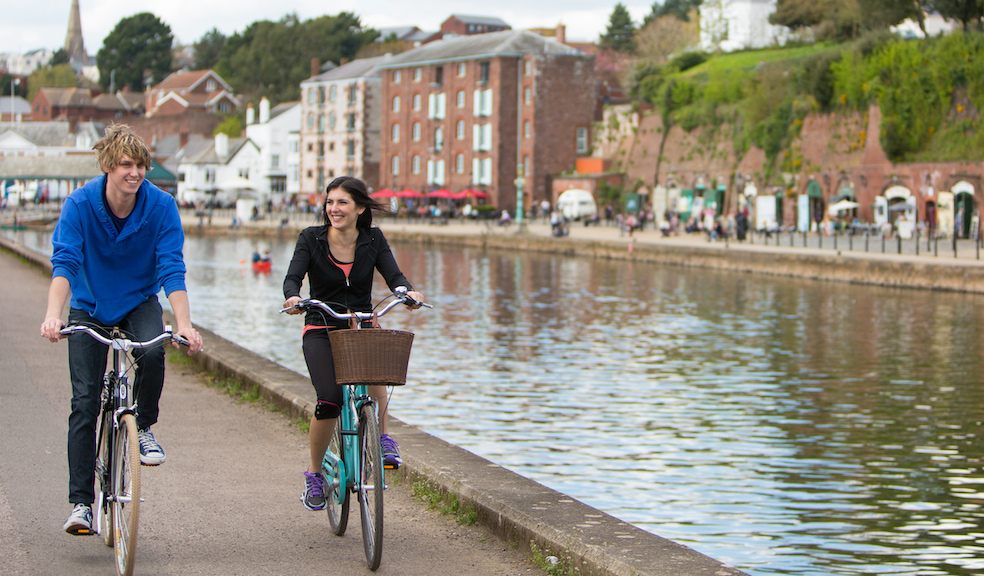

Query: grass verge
[[530, 541, 579, 576], [410, 478, 478, 525]]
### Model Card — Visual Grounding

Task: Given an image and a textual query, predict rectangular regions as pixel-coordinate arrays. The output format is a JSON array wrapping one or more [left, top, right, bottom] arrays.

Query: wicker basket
[[328, 329, 415, 386]]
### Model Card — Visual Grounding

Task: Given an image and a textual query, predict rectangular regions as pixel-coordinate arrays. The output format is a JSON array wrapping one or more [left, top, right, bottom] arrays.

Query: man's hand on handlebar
[[40, 317, 65, 342]]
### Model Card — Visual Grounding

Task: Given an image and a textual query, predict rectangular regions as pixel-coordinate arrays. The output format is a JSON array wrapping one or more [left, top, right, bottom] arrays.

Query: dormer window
[[206, 79, 217, 92]]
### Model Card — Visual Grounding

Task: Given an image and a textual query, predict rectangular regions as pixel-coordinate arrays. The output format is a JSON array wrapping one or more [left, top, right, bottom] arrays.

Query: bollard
[[865, 230, 870, 252], [915, 228, 920, 256], [849, 231, 853, 251], [954, 234, 958, 259], [897, 235, 902, 255], [935, 235, 939, 257], [833, 231, 837, 251], [803, 230, 807, 247], [882, 234, 886, 254], [819, 232, 823, 250]]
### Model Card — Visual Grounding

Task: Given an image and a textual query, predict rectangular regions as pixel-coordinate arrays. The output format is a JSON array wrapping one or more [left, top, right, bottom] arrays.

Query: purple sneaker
[[380, 434, 402, 469], [301, 471, 326, 510]]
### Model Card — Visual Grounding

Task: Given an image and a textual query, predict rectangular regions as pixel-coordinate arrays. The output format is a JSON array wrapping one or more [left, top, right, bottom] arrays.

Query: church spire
[[64, 0, 87, 70]]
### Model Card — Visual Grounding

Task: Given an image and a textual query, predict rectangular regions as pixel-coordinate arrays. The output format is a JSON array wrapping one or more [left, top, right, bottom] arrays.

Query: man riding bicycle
[[39, 124, 203, 535]]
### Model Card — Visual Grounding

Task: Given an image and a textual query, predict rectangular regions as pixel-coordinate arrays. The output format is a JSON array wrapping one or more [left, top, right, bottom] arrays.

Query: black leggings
[[302, 329, 342, 419]]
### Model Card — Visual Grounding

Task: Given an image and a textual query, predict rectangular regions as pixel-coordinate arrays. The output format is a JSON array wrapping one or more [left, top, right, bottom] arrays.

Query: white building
[[892, 12, 956, 39], [176, 133, 262, 208], [700, 0, 791, 52], [299, 55, 390, 196], [1, 48, 53, 76], [245, 98, 301, 206]]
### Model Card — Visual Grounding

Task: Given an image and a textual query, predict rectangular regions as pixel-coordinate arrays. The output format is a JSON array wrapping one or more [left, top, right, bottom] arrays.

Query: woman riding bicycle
[[282, 175, 424, 511]]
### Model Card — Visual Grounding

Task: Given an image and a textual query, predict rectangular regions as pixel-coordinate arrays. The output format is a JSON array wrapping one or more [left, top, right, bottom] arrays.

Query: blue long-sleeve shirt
[[50, 175, 187, 325]]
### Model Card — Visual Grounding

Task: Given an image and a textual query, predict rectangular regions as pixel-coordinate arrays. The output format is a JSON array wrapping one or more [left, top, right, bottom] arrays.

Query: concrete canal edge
[[0, 234, 746, 576]]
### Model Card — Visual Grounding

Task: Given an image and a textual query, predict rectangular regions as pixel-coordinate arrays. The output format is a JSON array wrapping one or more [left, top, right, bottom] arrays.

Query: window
[[308, 87, 316, 104], [206, 79, 217, 92], [434, 66, 443, 87], [524, 60, 533, 76], [346, 113, 356, 131], [392, 95, 400, 112], [328, 113, 336, 130], [205, 168, 215, 183], [347, 85, 357, 105], [318, 86, 325, 103], [427, 159, 445, 185], [413, 94, 421, 111], [456, 90, 465, 108], [456, 153, 464, 174], [479, 61, 490, 84], [524, 87, 531, 105], [412, 155, 421, 175], [472, 89, 493, 117], [271, 154, 280, 169], [317, 141, 324, 158], [456, 120, 465, 140], [427, 93, 446, 119], [306, 114, 315, 129], [318, 114, 325, 132], [391, 156, 400, 176], [471, 157, 493, 185], [524, 120, 531, 139], [434, 127, 444, 152], [346, 139, 355, 158], [394, 70, 401, 83], [457, 62, 466, 77], [391, 124, 400, 143], [472, 123, 492, 151], [328, 85, 337, 102], [412, 122, 421, 142], [413, 67, 422, 82], [576, 127, 589, 155], [329, 142, 335, 152]]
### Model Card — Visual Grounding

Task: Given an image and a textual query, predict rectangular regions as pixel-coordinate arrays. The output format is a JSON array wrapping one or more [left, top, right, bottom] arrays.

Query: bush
[[670, 50, 708, 72]]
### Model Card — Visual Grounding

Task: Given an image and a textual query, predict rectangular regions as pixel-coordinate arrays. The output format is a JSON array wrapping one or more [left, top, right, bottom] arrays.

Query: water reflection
[[6, 227, 984, 576]]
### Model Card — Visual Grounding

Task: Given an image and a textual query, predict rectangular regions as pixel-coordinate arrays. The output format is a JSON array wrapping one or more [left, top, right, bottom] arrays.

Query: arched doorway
[[951, 181, 977, 239]]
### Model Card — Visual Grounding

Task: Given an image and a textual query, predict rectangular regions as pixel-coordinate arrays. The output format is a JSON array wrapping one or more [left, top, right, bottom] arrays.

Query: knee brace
[[314, 400, 340, 420]]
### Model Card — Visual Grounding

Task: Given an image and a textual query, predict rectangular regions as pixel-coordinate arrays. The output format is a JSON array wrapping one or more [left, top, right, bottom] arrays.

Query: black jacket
[[283, 225, 412, 327]]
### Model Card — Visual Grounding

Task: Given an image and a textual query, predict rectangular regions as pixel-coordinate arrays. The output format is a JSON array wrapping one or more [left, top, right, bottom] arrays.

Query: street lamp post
[[10, 78, 20, 122], [514, 164, 526, 233]]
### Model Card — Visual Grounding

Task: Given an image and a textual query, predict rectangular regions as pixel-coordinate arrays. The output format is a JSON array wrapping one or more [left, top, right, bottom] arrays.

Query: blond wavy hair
[[93, 124, 151, 172]]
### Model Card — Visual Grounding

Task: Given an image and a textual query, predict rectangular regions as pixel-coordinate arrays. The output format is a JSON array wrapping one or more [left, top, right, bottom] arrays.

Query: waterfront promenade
[[0, 234, 746, 575]]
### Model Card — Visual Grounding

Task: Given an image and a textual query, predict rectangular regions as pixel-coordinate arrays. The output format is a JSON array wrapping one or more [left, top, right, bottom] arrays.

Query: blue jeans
[[66, 297, 166, 505]]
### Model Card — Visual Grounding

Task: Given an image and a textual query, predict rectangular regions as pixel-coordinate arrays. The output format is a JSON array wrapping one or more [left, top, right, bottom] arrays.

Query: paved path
[[0, 249, 536, 576]]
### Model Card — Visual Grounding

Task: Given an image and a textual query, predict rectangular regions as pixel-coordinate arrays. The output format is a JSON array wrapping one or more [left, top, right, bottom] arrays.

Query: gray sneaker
[[63, 503, 93, 535], [301, 471, 326, 511], [138, 428, 166, 465]]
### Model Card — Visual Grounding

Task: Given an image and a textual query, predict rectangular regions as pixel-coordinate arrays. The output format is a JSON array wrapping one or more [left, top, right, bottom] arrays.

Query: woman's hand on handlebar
[[40, 317, 65, 342], [404, 291, 426, 309], [282, 295, 303, 314]]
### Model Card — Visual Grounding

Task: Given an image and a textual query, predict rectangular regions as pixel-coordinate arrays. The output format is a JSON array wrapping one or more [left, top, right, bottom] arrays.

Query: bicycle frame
[[323, 381, 376, 503]]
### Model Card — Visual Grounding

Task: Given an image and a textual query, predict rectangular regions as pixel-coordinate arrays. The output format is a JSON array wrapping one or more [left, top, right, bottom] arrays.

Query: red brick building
[[31, 87, 142, 127], [378, 30, 596, 213], [145, 70, 240, 117]]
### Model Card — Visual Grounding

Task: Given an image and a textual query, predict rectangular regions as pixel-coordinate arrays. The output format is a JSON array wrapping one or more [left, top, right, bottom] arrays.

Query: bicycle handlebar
[[280, 290, 432, 319], [59, 324, 191, 349]]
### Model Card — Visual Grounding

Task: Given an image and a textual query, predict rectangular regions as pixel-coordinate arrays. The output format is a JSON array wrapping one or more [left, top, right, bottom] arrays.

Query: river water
[[7, 228, 984, 576]]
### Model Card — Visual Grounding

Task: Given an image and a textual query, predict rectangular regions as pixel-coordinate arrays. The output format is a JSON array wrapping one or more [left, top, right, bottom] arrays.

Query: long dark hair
[[322, 176, 386, 229]]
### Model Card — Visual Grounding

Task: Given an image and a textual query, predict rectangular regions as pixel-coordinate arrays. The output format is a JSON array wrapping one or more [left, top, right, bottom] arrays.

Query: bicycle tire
[[326, 420, 350, 536], [96, 411, 113, 547], [111, 414, 141, 576], [358, 404, 384, 571]]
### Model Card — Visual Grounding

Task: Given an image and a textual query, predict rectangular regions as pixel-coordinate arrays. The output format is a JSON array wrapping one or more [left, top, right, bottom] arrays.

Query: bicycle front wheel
[[358, 404, 384, 571], [111, 414, 141, 576], [96, 411, 113, 547], [325, 419, 349, 536]]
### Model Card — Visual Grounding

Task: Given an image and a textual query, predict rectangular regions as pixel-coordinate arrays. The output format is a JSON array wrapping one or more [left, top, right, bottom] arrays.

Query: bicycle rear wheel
[[358, 404, 384, 571], [111, 414, 141, 576], [325, 420, 349, 536], [96, 411, 113, 547]]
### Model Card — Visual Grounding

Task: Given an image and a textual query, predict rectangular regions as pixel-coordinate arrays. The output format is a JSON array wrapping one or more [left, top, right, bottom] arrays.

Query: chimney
[[259, 97, 270, 124], [555, 24, 566, 44], [215, 132, 229, 158], [310, 57, 320, 79], [179, 131, 189, 148], [246, 104, 255, 125]]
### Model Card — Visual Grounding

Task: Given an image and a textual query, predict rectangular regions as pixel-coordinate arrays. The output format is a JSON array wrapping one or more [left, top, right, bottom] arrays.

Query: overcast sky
[[0, 0, 655, 55]]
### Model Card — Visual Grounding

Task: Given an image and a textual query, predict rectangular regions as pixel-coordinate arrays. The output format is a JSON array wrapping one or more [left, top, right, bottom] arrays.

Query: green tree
[[214, 12, 377, 104], [928, 0, 984, 30], [26, 64, 79, 101], [193, 28, 226, 69], [600, 3, 637, 53], [644, 0, 701, 25], [49, 48, 69, 66], [772, 0, 915, 39], [96, 12, 174, 92], [213, 114, 243, 138]]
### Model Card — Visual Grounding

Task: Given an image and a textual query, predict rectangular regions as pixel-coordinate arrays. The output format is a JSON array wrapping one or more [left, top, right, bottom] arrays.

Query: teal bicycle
[[283, 289, 429, 570]]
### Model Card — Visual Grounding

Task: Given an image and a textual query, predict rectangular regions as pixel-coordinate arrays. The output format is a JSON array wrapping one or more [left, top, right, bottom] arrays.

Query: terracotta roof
[[155, 70, 211, 91], [92, 93, 126, 111], [40, 87, 93, 107], [378, 30, 587, 69]]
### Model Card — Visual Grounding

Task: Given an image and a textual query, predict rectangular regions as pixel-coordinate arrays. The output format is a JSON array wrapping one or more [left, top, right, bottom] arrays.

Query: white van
[[556, 189, 598, 221]]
